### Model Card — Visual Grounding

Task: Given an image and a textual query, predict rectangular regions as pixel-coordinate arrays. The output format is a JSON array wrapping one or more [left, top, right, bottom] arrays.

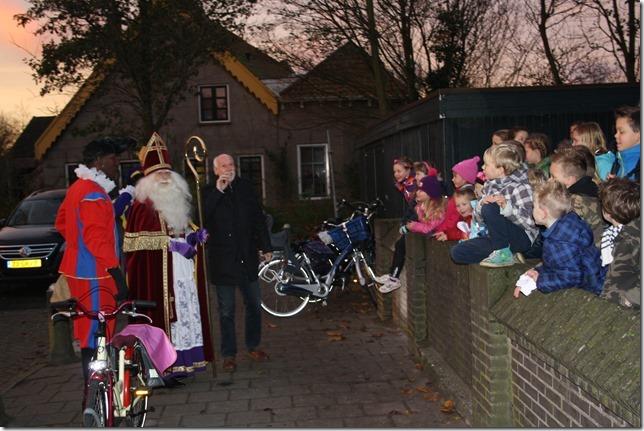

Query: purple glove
[[168, 240, 197, 259], [186, 228, 209, 247]]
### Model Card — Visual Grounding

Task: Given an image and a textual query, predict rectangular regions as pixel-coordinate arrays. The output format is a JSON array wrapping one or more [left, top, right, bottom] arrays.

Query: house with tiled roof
[[33, 37, 404, 206]]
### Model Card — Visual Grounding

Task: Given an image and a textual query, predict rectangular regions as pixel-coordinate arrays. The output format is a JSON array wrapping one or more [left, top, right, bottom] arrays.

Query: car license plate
[[7, 259, 42, 269]]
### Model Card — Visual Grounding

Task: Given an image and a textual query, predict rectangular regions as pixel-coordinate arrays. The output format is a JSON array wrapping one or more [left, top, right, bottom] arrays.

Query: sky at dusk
[[0, 0, 72, 122]]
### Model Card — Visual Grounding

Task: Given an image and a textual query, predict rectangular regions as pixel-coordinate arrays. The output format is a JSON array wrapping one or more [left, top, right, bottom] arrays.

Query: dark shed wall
[[359, 83, 639, 216]]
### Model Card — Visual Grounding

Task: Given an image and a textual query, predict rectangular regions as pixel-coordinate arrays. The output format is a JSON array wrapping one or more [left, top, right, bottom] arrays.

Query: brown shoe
[[222, 357, 236, 372], [247, 350, 270, 362]]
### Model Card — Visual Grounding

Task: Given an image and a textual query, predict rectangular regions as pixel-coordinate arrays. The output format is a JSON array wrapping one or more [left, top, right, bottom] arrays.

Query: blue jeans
[[213, 280, 262, 358], [450, 202, 532, 264]]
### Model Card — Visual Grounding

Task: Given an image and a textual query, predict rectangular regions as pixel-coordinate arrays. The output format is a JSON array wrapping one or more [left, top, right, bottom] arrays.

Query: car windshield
[[7, 198, 63, 226]]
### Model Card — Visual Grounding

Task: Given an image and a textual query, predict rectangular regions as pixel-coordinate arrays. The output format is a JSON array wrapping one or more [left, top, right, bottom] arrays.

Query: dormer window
[[199, 85, 230, 123]]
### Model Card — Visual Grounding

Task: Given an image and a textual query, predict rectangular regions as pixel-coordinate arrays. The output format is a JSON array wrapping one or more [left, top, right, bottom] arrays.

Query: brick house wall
[[36, 56, 386, 208]]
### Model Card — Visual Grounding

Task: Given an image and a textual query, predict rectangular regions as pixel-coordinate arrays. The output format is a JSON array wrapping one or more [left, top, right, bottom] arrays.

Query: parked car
[[0, 189, 66, 286]]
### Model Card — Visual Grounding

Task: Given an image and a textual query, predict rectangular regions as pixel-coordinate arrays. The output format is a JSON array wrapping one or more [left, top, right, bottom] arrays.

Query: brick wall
[[493, 288, 640, 428], [373, 219, 640, 427], [510, 343, 630, 427]]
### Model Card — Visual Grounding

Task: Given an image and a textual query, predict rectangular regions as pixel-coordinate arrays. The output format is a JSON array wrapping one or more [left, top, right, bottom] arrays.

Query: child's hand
[[513, 286, 521, 298], [482, 194, 506, 208], [525, 268, 539, 281], [434, 232, 447, 241], [406, 222, 414, 230], [480, 195, 495, 205], [493, 195, 507, 208]]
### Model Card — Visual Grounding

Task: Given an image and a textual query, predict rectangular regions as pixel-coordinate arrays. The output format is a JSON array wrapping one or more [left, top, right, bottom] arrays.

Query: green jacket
[[534, 156, 551, 178], [570, 193, 604, 245], [600, 218, 641, 308]]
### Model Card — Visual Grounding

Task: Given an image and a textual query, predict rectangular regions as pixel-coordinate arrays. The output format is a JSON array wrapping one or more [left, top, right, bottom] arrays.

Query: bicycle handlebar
[[50, 298, 157, 322]]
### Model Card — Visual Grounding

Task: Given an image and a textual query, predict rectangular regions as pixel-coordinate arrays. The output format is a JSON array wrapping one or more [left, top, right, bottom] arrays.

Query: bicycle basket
[[327, 227, 351, 250], [344, 216, 370, 243]]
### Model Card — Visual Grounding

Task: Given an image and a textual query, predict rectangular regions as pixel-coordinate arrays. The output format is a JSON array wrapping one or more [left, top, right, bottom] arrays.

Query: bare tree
[[524, 0, 585, 85], [575, 0, 640, 83], [0, 113, 21, 156]]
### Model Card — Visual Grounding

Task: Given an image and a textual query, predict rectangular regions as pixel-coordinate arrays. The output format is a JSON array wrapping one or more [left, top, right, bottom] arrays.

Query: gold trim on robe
[[122, 231, 170, 252]]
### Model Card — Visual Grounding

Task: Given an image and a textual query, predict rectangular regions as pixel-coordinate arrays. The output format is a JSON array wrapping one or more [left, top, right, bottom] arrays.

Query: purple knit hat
[[452, 156, 481, 185], [417, 175, 442, 199]]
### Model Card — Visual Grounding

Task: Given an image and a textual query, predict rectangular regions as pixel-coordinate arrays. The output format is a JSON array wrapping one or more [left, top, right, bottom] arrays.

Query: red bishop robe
[[123, 198, 213, 363]]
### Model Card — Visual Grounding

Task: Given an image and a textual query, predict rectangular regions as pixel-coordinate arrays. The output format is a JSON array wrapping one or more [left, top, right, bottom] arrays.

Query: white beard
[[135, 171, 193, 234]]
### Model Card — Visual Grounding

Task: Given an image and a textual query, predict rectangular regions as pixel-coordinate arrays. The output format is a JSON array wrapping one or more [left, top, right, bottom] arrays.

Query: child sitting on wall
[[435, 156, 479, 241], [523, 133, 551, 177], [514, 181, 605, 298], [549, 148, 604, 244], [450, 142, 537, 267], [612, 105, 640, 181], [598, 178, 640, 309], [379, 174, 447, 294], [374, 157, 417, 292], [453, 188, 484, 240]]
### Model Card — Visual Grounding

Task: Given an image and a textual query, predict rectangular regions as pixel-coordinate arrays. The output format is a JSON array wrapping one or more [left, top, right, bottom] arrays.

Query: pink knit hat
[[452, 156, 480, 185]]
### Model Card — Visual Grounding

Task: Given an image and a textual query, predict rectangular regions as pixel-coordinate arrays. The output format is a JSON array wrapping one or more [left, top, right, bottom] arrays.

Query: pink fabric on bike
[[112, 324, 177, 373]]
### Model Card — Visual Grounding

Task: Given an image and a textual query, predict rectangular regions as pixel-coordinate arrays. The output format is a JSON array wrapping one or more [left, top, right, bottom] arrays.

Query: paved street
[[2, 285, 466, 427]]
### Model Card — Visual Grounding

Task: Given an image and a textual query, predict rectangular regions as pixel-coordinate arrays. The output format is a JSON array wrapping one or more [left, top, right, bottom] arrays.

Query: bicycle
[[258, 198, 383, 317], [51, 291, 170, 427]]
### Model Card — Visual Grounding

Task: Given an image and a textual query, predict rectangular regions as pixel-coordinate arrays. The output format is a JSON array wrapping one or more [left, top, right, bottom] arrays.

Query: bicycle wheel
[[83, 379, 108, 427], [259, 258, 311, 317], [126, 344, 149, 427]]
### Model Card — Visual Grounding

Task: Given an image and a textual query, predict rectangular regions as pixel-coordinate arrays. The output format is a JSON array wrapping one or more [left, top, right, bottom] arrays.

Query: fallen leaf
[[440, 399, 455, 414], [371, 332, 384, 338], [415, 363, 424, 370], [325, 330, 343, 336], [424, 393, 440, 401], [415, 386, 431, 393], [400, 387, 414, 396], [327, 334, 345, 341], [266, 323, 278, 328]]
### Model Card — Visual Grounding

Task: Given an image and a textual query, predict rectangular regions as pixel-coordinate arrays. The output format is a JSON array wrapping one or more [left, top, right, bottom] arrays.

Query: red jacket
[[433, 196, 464, 240], [55, 178, 119, 279]]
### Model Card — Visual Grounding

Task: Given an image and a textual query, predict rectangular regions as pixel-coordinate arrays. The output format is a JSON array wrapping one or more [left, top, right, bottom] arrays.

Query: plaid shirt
[[537, 211, 606, 295], [474, 164, 538, 242]]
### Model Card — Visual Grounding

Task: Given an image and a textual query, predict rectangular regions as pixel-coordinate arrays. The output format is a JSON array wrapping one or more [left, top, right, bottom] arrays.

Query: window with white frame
[[298, 144, 329, 198], [199, 85, 230, 123], [238, 155, 264, 200]]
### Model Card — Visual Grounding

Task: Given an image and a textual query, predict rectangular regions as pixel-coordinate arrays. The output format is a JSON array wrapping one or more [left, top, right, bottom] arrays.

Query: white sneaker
[[378, 278, 401, 293], [374, 274, 393, 284]]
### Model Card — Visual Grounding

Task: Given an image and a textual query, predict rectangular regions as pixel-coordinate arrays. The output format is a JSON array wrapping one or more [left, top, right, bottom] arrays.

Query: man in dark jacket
[[204, 153, 272, 372]]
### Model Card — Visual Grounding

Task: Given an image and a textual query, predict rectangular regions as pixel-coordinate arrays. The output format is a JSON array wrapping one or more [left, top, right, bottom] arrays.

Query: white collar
[[74, 164, 116, 194]]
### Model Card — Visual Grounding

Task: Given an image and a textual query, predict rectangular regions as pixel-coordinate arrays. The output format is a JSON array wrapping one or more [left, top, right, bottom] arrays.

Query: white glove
[[119, 185, 135, 196]]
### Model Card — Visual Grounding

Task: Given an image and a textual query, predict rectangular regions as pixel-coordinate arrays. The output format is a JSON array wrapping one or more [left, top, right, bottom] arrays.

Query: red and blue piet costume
[[55, 169, 120, 349]]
